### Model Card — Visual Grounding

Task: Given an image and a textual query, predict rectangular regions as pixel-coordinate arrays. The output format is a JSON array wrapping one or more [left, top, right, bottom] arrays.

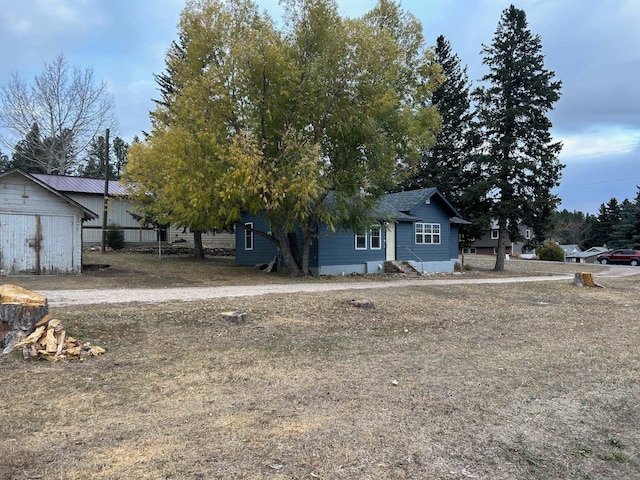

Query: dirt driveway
[[38, 265, 640, 306]]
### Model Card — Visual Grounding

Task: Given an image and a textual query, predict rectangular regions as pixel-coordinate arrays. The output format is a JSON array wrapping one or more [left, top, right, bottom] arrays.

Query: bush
[[106, 225, 125, 250], [536, 241, 564, 262]]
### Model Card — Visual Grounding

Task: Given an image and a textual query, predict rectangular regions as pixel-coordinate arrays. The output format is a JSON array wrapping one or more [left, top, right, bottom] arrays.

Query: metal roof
[[0, 169, 98, 220], [32, 173, 127, 195]]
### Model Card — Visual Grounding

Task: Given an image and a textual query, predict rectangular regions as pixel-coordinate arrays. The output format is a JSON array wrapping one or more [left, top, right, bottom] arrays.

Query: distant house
[[464, 221, 533, 256], [236, 188, 469, 275], [33, 174, 235, 248], [565, 246, 608, 264], [0, 169, 96, 274], [560, 244, 582, 257], [33, 173, 159, 245]]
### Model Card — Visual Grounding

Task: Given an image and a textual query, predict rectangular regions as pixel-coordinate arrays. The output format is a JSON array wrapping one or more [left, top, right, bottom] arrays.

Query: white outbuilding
[[0, 169, 97, 275]]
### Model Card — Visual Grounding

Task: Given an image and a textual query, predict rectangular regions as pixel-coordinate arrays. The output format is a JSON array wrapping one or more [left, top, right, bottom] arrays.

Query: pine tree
[[403, 35, 488, 243], [111, 136, 129, 178], [474, 5, 563, 271], [79, 136, 113, 179], [11, 123, 47, 173]]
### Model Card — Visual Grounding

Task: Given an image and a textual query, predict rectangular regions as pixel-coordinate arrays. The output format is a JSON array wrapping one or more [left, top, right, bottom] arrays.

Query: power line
[[556, 176, 640, 189]]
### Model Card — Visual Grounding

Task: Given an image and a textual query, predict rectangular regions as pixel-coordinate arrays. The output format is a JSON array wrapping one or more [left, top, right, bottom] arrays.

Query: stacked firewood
[[14, 314, 106, 361]]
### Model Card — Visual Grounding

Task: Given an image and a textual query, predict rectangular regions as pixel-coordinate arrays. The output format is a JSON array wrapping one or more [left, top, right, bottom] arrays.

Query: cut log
[[0, 284, 49, 354]]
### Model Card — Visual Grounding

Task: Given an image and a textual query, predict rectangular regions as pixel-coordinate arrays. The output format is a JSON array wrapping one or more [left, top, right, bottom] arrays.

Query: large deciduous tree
[[474, 5, 563, 271], [0, 54, 116, 175], [125, 0, 442, 273]]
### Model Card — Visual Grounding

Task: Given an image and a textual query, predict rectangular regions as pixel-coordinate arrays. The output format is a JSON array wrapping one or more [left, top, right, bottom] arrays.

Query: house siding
[[66, 193, 157, 244], [235, 188, 464, 275], [235, 215, 278, 266], [395, 199, 452, 262], [315, 224, 386, 275]]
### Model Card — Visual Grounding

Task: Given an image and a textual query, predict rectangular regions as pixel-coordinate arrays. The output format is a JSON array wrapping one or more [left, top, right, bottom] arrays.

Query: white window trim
[[355, 232, 367, 250], [491, 229, 499, 240], [525, 229, 531, 240], [244, 222, 254, 251], [415, 223, 441, 245], [370, 225, 382, 250]]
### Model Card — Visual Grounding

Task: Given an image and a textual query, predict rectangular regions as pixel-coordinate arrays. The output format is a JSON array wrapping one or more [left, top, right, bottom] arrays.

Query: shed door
[[0, 214, 74, 275], [385, 223, 396, 261], [40, 215, 75, 274], [0, 214, 37, 274]]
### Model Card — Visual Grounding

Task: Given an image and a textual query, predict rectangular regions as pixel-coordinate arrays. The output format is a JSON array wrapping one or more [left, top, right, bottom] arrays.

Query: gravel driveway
[[34, 264, 640, 307], [37, 274, 574, 306]]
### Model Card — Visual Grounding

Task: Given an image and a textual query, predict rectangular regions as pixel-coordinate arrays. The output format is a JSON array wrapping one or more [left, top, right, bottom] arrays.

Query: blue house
[[236, 187, 469, 275]]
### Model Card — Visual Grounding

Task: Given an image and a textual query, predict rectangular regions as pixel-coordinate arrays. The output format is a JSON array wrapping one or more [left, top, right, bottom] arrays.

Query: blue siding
[[396, 197, 454, 262], [449, 224, 460, 259], [235, 215, 278, 266], [235, 189, 462, 274], [317, 224, 386, 266]]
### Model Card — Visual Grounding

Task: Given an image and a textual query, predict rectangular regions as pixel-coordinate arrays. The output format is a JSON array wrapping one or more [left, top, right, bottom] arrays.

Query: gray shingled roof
[[33, 173, 127, 195], [379, 187, 469, 223]]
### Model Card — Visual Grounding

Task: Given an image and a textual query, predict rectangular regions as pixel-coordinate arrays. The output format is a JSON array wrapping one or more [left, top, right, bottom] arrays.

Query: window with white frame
[[415, 223, 441, 244], [370, 225, 381, 249], [491, 229, 499, 239], [525, 229, 531, 240], [355, 231, 367, 250], [244, 222, 253, 250]]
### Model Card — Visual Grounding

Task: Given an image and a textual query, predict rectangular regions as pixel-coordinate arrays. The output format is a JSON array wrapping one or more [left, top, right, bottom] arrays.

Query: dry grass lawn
[[1, 253, 638, 479]]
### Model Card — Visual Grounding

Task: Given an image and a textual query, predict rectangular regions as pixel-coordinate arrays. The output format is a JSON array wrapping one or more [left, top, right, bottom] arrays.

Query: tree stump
[[348, 299, 376, 309], [0, 285, 49, 354], [573, 272, 602, 288], [221, 311, 247, 323]]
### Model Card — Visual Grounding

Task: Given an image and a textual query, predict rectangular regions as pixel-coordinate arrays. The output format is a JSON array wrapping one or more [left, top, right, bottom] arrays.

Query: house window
[[355, 232, 367, 250], [244, 222, 253, 250], [370, 225, 381, 249], [415, 223, 440, 244], [525, 229, 531, 240], [491, 229, 499, 240], [463, 247, 476, 254]]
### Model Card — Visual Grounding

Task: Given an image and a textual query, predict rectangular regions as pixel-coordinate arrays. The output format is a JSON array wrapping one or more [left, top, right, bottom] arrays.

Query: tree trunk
[[287, 232, 302, 269], [494, 220, 507, 271], [300, 229, 315, 276], [275, 228, 302, 276], [0, 285, 49, 354], [193, 230, 205, 259]]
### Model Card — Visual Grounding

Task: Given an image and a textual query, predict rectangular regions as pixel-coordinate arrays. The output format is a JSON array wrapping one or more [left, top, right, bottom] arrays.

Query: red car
[[597, 249, 640, 266]]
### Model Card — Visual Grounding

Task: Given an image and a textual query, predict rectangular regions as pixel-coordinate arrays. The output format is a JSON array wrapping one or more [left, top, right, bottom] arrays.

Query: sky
[[0, 0, 638, 215]]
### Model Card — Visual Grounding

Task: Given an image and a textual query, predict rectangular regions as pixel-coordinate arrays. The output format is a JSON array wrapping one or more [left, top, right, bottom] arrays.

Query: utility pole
[[101, 129, 110, 253]]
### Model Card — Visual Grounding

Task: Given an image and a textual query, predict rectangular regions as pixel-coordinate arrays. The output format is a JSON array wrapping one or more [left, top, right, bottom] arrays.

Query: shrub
[[536, 241, 564, 262], [106, 225, 125, 250]]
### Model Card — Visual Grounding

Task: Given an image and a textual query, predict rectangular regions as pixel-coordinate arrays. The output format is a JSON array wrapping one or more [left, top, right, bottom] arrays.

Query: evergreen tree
[[403, 35, 488, 244], [0, 150, 9, 171], [112, 136, 129, 178], [585, 199, 620, 248], [474, 5, 563, 271], [11, 123, 47, 173], [610, 193, 640, 248], [79, 135, 114, 178]]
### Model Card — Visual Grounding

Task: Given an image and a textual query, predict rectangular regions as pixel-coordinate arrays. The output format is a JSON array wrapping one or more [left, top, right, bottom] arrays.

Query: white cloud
[[559, 129, 640, 159]]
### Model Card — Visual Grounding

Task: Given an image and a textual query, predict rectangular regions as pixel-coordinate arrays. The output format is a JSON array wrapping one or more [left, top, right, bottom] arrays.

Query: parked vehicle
[[597, 249, 640, 266]]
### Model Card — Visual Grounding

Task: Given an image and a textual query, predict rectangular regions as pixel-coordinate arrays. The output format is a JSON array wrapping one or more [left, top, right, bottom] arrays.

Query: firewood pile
[[1, 284, 106, 361], [14, 314, 106, 361]]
